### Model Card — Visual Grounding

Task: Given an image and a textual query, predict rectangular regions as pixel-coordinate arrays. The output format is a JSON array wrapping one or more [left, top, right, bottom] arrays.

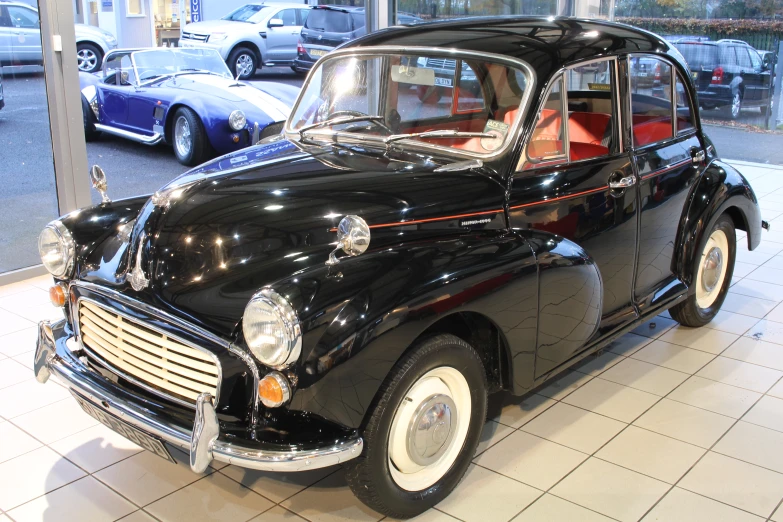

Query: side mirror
[[268, 18, 284, 28], [90, 165, 111, 203], [326, 215, 370, 266]]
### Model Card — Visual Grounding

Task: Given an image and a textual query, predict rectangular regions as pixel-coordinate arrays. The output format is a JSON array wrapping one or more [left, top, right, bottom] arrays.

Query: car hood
[[183, 20, 251, 34], [75, 138, 506, 338], [75, 23, 115, 41]]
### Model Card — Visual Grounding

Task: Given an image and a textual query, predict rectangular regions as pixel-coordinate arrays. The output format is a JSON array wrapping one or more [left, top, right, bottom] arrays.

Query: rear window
[[305, 9, 351, 33], [675, 43, 718, 69]]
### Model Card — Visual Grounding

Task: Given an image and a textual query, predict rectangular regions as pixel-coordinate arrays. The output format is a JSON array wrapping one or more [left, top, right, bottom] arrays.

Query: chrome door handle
[[608, 174, 636, 189], [692, 149, 706, 166]]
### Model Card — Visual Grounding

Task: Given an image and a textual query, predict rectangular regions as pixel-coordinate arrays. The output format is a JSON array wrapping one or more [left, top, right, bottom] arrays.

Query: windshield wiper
[[298, 115, 386, 137], [383, 129, 498, 146]]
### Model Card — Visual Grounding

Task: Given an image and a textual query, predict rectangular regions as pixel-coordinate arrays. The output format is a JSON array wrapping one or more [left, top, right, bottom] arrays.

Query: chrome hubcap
[[77, 49, 98, 71], [407, 394, 456, 466], [732, 94, 741, 117], [701, 247, 723, 293], [236, 55, 254, 77], [174, 116, 191, 157]]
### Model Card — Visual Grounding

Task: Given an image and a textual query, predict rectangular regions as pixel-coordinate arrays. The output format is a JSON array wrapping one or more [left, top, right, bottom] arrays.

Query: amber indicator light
[[258, 373, 289, 407], [49, 284, 66, 307]]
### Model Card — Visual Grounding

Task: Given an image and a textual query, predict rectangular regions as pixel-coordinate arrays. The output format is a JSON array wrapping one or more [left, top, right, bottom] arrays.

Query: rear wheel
[[228, 47, 257, 80], [172, 107, 210, 166], [670, 214, 736, 327], [345, 334, 487, 518], [726, 92, 742, 120]]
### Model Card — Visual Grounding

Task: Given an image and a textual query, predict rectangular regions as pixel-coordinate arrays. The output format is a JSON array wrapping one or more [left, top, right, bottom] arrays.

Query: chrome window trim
[[284, 46, 537, 163], [627, 53, 682, 151], [515, 69, 567, 172]]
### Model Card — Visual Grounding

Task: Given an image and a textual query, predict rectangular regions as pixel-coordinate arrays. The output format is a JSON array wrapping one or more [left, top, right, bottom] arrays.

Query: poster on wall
[[191, 0, 201, 22]]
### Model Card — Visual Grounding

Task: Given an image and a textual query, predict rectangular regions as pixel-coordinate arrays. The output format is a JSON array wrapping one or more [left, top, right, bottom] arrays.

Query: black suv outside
[[674, 39, 772, 119], [293, 6, 365, 73]]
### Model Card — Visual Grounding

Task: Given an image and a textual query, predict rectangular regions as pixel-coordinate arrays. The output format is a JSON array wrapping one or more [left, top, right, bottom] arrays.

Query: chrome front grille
[[181, 32, 208, 42], [77, 300, 219, 404]]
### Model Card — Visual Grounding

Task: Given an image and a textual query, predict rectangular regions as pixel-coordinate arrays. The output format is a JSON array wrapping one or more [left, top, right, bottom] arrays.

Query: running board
[[95, 124, 163, 145]]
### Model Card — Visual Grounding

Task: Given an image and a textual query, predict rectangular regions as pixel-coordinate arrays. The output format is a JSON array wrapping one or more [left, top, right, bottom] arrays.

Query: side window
[[749, 49, 762, 69], [0, 6, 12, 27], [566, 60, 616, 160], [736, 47, 752, 68], [277, 9, 297, 26], [675, 73, 694, 133], [7, 6, 38, 28], [720, 47, 738, 66], [525, 75, 565, 166], [455, 61, 485, 113], [630, 56, 673, 147], [298, 9, 310, 25], [351, 12, 365, 30]]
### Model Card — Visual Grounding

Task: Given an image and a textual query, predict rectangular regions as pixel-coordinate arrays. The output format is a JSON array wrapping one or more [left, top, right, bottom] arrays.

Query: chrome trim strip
[[284, 46, 537, 163], [37, 320, 363, 471], [94, 124, 163, 145], [73, 296, 222, 408]]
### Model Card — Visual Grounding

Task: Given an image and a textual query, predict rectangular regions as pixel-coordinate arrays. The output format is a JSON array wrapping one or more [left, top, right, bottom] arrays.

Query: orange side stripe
[[640, 158, 692, 180]]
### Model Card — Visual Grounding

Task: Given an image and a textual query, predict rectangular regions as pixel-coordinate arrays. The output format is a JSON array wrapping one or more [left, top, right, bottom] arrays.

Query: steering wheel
[[328, 110, 393, 134]]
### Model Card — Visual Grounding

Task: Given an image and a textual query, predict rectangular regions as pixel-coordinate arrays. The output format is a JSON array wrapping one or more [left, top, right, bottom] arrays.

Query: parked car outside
[[0, 1, 117, 73], [34, 17, 765, 518], [674, 38, 772, 119], [0, 73, 4, 110], [180, 2, 310, 80], [79, 47, 297, 165]]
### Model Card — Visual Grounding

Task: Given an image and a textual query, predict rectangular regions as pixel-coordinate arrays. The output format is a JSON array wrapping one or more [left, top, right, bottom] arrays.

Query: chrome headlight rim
[[243, 288, 302, 369], [38, 220, 76, 279], [229, 110, 246, 131]]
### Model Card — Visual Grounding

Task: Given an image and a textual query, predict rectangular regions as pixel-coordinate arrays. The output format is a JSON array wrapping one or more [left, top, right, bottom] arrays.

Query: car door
[[7, 5, 41, 64], [0, 6, 14, 64], [265, 9, 300, 64], [734, 45, 758, 102], [628, 55, 704, 311], [99, 55, 133, 127], [747, 47, 770, 106], [508, 57, 640, 377]]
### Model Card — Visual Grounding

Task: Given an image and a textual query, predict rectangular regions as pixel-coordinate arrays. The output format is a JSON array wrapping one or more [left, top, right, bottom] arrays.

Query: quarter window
[[736, 47, 752, 68], [526, 75, 566, 164], [676, 73, 694, 133], [630, 56, 673, 147], [278, 9, 297, 26]]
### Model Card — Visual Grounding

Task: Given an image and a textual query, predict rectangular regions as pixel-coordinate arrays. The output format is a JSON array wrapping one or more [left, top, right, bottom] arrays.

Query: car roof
[[311, 5, 363, 12], [346, 17, 681, 84]]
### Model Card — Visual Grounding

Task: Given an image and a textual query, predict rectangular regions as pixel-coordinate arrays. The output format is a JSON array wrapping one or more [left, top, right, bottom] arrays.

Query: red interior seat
[[632, 115, 673, 147], [532, 108, 562, 141], [568, 112, 610, 146]]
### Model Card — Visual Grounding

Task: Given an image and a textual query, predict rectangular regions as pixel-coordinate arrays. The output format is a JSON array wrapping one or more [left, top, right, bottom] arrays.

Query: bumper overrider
[[34, 319, 363, 473]]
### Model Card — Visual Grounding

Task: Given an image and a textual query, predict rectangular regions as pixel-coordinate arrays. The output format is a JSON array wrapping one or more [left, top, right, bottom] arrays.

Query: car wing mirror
[[268, 18, 284, 27], [90, 165, 111, 203]]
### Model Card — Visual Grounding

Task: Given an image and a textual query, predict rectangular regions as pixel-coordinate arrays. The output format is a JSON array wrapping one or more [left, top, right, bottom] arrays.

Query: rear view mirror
[[268, 18, 284, 28]]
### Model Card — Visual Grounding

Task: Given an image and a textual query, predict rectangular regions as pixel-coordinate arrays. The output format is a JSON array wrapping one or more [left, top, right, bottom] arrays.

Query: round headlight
[[38, 221, 75, 279], [243, 288, 301, 368], [229, 110, 246, 131]]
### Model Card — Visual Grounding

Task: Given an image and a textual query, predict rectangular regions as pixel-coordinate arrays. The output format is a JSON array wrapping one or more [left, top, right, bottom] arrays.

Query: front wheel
[[228, 47, 258, 80], [345, 334, 487, 518], [670, 214, 736, 327], [172, 107, 210, 166], [76, 43, 102, 73]]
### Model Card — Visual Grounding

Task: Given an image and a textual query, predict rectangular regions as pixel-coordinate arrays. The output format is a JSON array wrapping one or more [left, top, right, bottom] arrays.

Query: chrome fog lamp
[[243, 288, 301, 369], [38, 221, 75, 279], [229, 110, 247, 131]]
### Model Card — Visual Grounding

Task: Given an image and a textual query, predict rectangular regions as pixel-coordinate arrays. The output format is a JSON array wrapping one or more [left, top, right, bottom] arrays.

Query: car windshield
[[287, 52, 531, 156], [222, 4, 271, 23], [306, 9, 352, 32], [132, 49, 232, 81], [675, 43, 718, 69]]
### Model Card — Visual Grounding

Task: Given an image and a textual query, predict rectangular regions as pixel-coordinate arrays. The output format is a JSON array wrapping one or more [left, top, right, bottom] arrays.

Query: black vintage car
[[34, 17, 766, 518]]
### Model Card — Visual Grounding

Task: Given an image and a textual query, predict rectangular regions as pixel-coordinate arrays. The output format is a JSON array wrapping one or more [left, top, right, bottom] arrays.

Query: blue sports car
[[79, 48, 298, 166]]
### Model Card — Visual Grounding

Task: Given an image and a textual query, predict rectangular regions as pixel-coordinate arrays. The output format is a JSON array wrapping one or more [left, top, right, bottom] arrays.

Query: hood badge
[[128, 232, 150, 291], [326, 215, 371, 266]]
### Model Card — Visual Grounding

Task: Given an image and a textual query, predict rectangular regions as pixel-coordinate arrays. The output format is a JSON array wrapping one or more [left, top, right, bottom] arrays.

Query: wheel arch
[[228, 42, 263, 64], [163, 103, 210, 148]]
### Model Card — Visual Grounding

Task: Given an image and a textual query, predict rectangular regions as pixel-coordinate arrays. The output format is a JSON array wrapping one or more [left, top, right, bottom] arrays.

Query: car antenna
[[230, 71, 243, 88]]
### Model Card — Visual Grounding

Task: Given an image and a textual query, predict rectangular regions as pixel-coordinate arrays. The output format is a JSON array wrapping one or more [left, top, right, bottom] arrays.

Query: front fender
[[273, 232, 538, 429], [675, 159, 761, 286]]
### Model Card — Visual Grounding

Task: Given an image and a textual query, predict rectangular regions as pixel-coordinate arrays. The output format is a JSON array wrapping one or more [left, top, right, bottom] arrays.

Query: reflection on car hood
[[75, 23, 115, 40], [183, 20, 251, 34]]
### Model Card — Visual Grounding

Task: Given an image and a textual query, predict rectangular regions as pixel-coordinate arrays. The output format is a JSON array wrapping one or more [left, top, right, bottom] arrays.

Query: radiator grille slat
[[78, 301, 219, 404]]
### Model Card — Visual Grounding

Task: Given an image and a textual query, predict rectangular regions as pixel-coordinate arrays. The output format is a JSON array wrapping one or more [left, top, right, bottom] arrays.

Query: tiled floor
[[2, 160, 783, 522]]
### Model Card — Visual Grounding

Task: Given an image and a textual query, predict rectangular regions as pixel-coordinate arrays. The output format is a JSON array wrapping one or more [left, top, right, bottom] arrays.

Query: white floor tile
[[632, 340, 716, 374], [746, 265, 783, 285], [280, 470, 384, 522], [0, 358, 31, 389], [598, 357, 689, 396], [513, 494, 615, 522], [642, 487, 765, 522], [0, 307, 35, 337], [723, 337, 783, 371], [12, 398, 97, 444], [631, 316, 677, 339], [714, 421, 783, 474], [769, 379, 783, 399], [0, 288, 63, 323], [475, 430, 587, 490], [722, 293, 778, 318], [596, 425, 705, 483], [492, 393, 557, 429], [145, 472, 274, 522], [606, 332, 653, 356], [562, 378, 660, 423], [551, 457, 669, 522], [6, 476, 135, 522], [13, 350, 33, 369], [536, 371, 593, 401], [251, 506, 312, 522], [769, 301, 783, 323], [744, 319, 783, 345], [743, 395, 783, 432], [573, 351, 624, 377], [731, 279, 783, 302], [658, 326, 739, 355], [679, 451, 783, 518], [734, 261, 760, 279], [94, 448, 210, 506], [475, 420, 515, 456], [49, 423, 143, 473], [0, 446, 85, 511], [436, 464, 542, 522], [667, 375, 762, 418], [696, 356, 783, 393], [0, 379, 69, 418], [633, 399, 735, 448], [521, 402, 626, 454], [219, 465, 338, 504], [0, 421, 42, 464], [0, 279, 41, 299], [703, 310, 759, 335]]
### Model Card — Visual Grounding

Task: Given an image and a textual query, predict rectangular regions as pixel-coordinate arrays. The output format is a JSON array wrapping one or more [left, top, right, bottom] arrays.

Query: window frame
[[126, 0, 145, 17], [675, 71, 696, 135]]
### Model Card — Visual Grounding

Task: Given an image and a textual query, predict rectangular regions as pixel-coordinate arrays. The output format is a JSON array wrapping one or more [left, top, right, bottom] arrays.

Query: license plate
[[73, 392, 176, 463], [638, 72, 647, 77], [435, 77, 453, 87], [309, 49, 327, 57]]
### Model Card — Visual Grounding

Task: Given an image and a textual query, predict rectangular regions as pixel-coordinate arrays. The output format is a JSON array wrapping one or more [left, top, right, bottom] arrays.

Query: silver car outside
[[0, 1, 117, 73], [179, 2, 310, 79]]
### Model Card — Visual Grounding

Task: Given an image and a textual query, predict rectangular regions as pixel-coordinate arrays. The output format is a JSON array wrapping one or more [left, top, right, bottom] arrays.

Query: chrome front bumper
[[34, 320, 363, 473]]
